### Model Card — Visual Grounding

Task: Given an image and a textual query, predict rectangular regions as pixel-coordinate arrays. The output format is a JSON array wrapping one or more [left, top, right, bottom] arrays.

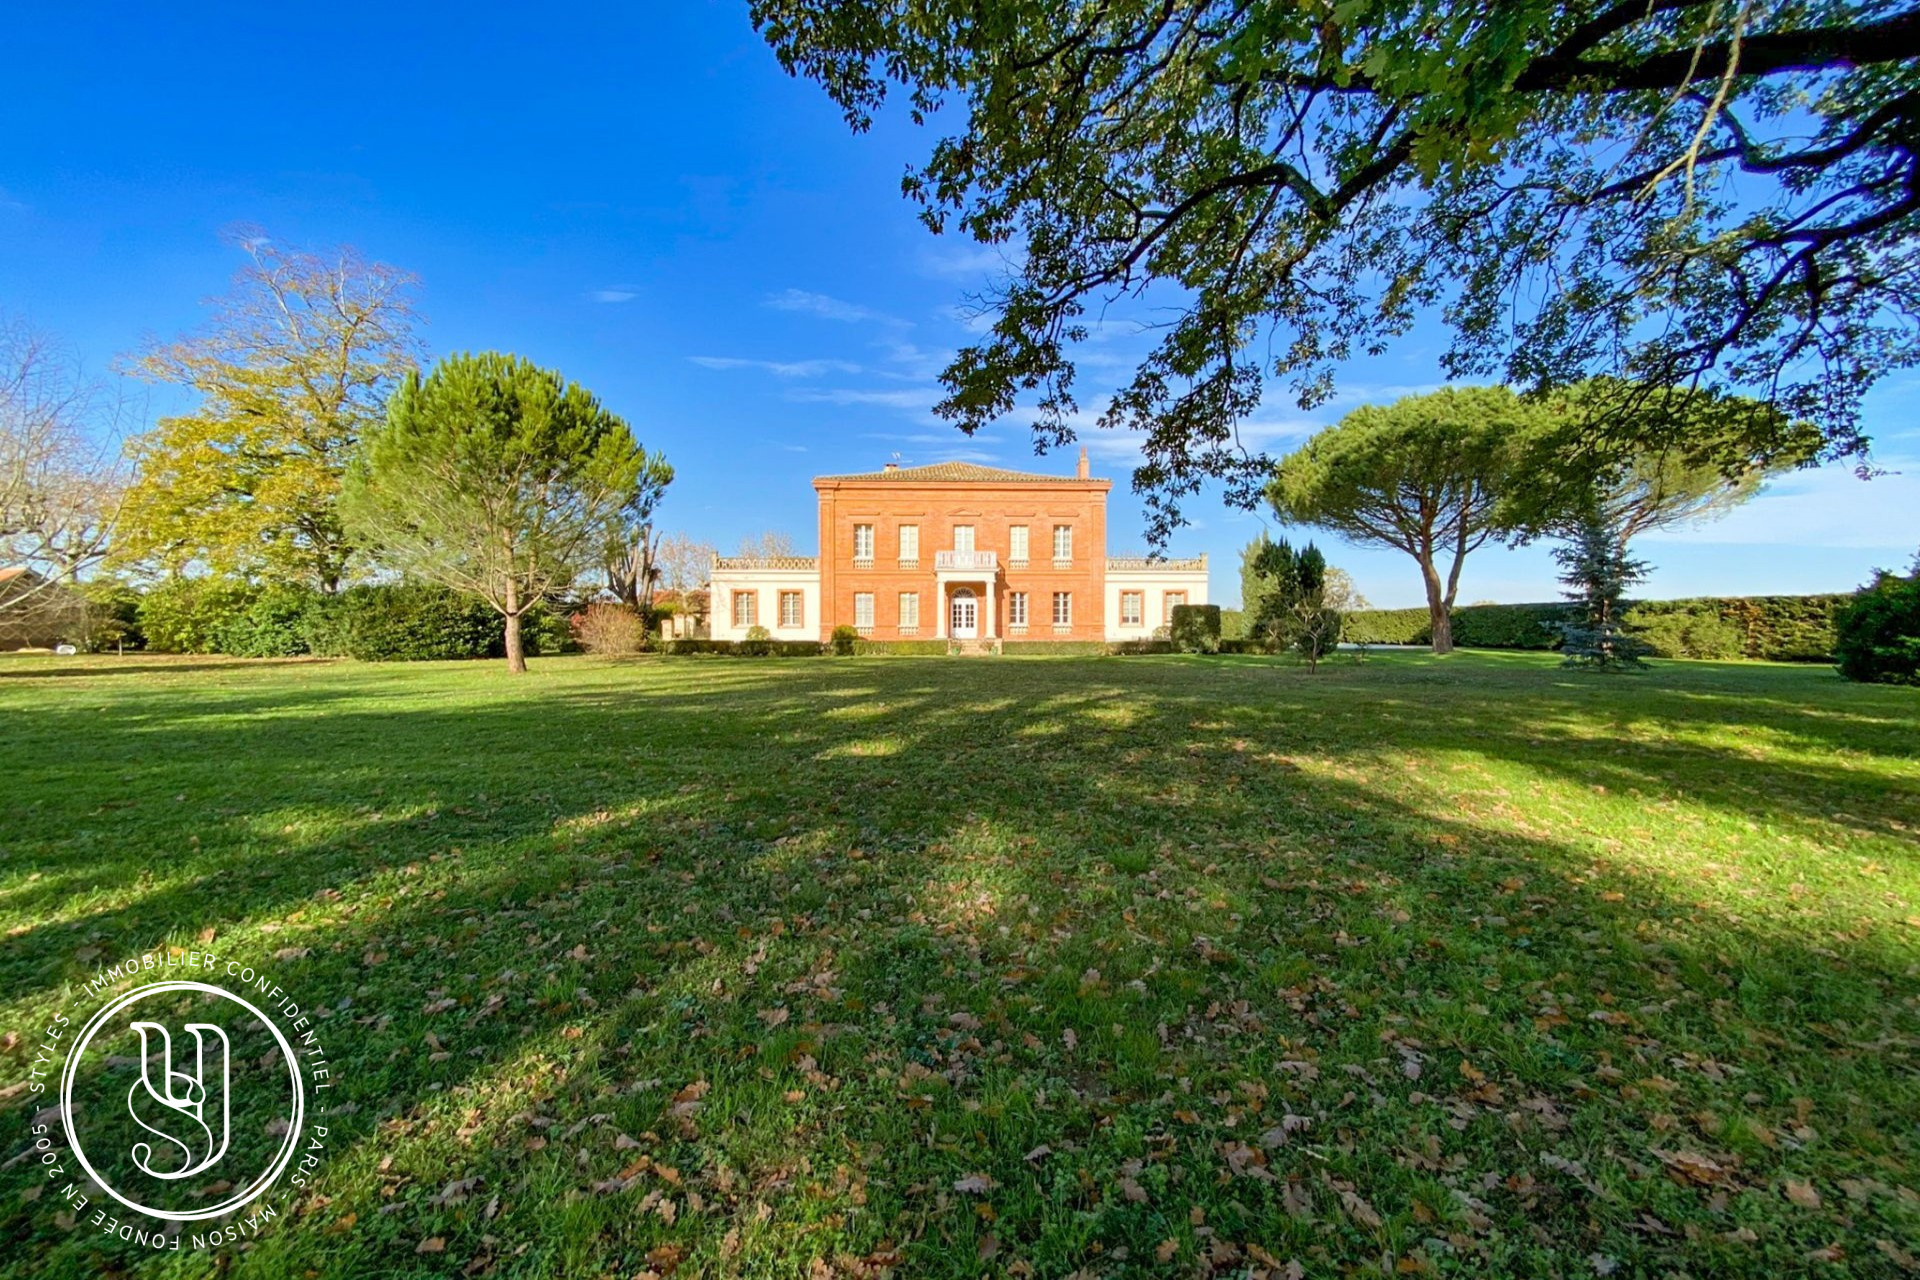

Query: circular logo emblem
[[58, 979, 307, 1224]]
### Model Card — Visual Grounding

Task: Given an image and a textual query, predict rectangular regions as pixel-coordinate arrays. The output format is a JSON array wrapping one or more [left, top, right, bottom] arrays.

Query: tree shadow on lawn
[[1, 656, 1915, 1277]]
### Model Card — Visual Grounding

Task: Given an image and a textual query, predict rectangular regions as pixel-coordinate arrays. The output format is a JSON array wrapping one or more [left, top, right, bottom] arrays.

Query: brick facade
[[815, 457, 1111, 643], [707, 456, 1208, 644]]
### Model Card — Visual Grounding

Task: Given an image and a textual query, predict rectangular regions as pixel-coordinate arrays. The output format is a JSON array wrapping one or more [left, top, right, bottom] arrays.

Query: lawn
[[1, 650, 1915, 1278]]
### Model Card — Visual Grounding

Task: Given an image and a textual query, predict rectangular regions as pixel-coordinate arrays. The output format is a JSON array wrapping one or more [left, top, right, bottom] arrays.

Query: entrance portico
[[934, 550, 999, 640]]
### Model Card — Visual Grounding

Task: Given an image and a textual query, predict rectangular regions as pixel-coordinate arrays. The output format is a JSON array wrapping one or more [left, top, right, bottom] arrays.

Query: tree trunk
[[504, 611, 527, 673], [1420, 556, 1455, 655], [503, 579, 527, 673]]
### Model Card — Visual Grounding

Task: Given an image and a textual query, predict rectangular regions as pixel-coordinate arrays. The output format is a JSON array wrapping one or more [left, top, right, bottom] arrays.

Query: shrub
[[137, 578, 259, 654], [1169, 604, 1222, 654], [215, 587, 337, 656], [335, 582, 500, 661], [520, 604, 574, 657], [1628, 605, 1744, 660], [571, 603, 646, 656], [1108, 638, 1175, 655], [830, 624, 860, 656], [1833, 557, 1920, 685], [77, 579, 144, 651]]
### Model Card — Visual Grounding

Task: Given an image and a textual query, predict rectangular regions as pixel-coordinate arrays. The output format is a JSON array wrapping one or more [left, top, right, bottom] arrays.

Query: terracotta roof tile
[[814, 461, 1100, 485]]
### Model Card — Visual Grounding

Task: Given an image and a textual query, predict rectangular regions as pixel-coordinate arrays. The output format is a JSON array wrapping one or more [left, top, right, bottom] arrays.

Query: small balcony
[[934, 549, 999, 572]]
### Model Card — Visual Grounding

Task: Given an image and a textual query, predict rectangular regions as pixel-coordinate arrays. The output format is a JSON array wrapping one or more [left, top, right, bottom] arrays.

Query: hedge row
[[663, 638, 824, 657], [1339, 594, 1847, 661], [120, 579, 570, 661]]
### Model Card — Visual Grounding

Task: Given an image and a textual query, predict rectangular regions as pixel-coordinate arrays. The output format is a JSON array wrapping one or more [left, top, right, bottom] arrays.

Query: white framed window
[[853, 524, 875, 563], [952, 524, 975, 554], [899, 591, 920, 632], [1165, 591, 1187, 614], [732, 591, 757, 628], [1008, 525, 1029, 565], [1120, 591, 1143, 627], [1052, 524, 1073, 564], [898, 524, 919, 565], [1052, 591, 1072, 626], [779, 590, 804, 629], [1008, 591, 1028, 627], [853, 592, 875, 629]]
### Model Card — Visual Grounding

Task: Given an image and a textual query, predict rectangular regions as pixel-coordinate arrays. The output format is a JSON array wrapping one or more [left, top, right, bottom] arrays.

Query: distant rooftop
[[814, 460, 1103, 485]]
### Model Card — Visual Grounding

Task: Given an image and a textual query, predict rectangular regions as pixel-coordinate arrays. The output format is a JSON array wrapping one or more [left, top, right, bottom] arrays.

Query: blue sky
[[3, 1, 1914, 609]]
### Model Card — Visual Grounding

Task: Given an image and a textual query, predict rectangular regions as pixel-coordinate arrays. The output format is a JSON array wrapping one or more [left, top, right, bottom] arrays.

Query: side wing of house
[[1103, 557, 1209, 641], [707, 557, 822, 641]]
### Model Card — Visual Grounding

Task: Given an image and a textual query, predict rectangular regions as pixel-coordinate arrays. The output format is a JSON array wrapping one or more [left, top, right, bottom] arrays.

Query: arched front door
[[950, 588, 978, 639]]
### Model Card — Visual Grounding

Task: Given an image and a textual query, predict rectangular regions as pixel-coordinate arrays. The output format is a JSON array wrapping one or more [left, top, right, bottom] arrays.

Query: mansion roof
[[814, 461, 1104, 485]]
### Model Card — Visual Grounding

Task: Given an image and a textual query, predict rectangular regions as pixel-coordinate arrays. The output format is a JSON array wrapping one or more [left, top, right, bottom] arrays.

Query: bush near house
[[570, 603, 648, 656], [830, 624, 860, 656], [1340, 594, 1848, 661], [1169, 603, 1223, 653]]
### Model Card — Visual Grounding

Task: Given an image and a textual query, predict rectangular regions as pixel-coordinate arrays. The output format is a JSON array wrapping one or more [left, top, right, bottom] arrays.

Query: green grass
[[1, 650, 1916, 1278]]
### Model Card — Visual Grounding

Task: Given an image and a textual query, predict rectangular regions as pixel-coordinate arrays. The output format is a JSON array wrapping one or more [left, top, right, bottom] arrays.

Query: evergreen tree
[[1553, 514, 1652, 671]]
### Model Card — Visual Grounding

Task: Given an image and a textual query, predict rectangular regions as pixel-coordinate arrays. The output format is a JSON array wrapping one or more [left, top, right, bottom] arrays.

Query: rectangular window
[[732, 591, 757, 629], [779, 590, 803, 629], [853, 524, 874, 563], [952, 524, 975, 554], [1052, 591, 1072, 627], [853, 592, 875, 629], [898, 524, 919, 566], [1008, 525, 1029, 565], [1052, 524, 1073, 564], [899, 592, 920, 632], [1165, 591, 1187, 614], [1121, 591, 1143, 627], [1008, 591, 1028, 627]]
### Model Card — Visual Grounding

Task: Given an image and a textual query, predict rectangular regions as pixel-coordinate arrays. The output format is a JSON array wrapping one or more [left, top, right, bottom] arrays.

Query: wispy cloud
[[0, 188, 24, 212], [590, 288, 637, 303], [765, 288, 906, 326], [789, 387, 938, 411], [919, 242, 1024, 281], [689, 356, 863, 378], [1639, 459, 1920, 550]]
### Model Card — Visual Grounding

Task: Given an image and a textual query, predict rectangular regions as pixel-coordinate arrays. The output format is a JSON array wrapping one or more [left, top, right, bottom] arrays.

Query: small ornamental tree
[[1552, 513, 1652, 671], [342, 353, 669, 673]]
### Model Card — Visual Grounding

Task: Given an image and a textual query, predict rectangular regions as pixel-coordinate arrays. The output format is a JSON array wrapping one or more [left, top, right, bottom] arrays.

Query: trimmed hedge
[[130, 579, 573, 661], [1001, 640, 1111, 656], [1340, 595, 1846, 661], [663, 638, 825, 657], [852, 639, 952, 656]]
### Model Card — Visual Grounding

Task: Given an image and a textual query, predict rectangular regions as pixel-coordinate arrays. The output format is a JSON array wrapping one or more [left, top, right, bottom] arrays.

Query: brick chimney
[[1076, 446, 1089, 479]]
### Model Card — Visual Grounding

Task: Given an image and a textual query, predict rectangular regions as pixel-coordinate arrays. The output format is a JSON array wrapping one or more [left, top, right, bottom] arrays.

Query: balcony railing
[[934, 549, 999, 572]]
